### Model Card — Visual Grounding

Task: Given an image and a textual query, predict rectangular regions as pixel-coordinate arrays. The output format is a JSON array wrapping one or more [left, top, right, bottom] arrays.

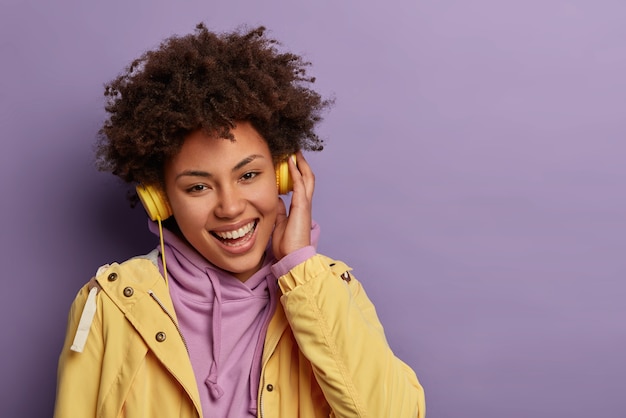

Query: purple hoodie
[[148, 220, 319, 417]]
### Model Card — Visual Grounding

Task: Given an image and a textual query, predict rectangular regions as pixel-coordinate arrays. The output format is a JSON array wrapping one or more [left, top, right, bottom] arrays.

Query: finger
[[291, 151, 315, 199]]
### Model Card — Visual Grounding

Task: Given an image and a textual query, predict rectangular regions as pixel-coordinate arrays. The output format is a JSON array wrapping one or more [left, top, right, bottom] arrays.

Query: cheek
[[250, 184, 279, 219], [169, 195, 209, 229]]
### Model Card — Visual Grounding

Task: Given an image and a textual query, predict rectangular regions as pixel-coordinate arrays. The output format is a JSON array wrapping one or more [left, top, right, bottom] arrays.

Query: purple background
[[1, 1, 625, 417]]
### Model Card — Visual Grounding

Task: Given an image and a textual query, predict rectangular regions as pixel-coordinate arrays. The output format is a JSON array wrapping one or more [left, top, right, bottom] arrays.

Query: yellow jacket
[[54, 254, 425, 417]]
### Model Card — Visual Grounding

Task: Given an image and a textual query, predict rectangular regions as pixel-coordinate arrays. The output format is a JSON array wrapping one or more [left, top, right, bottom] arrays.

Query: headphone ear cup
[[275, 155, 295, 194], [136, 184, 173, 221]]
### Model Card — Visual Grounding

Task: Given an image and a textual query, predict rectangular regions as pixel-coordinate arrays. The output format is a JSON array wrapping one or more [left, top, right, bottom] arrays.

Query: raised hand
[[272, 151, 315, 260]]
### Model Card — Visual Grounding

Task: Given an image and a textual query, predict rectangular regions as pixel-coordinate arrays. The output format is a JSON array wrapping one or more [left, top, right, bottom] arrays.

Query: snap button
[[123, 287, 134, 297], [266, 384, 274, 392], [155, 332, 166, 342], [107, 273, 118, 282]]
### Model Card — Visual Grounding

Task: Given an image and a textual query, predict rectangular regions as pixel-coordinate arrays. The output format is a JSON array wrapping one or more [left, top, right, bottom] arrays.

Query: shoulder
[[95, 250, 162, 289], [92, 249, 160, 281], [126, 248, 160, 267], [72, 249, 163, 300]]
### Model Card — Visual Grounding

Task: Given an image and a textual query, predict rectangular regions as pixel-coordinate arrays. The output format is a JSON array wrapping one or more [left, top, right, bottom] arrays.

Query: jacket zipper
[[148, 290, 189, 353], [259, 379, 265, 418]]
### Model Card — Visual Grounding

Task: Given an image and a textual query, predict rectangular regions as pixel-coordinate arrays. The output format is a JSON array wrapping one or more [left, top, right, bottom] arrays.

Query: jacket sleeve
[[53, 283, 104, 418], [277, 254, 426, 418]]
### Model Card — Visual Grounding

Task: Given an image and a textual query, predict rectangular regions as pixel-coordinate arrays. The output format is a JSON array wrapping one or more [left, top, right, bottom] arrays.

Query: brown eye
[[240, 172, 258, 181], [187, 184, 208, 193]]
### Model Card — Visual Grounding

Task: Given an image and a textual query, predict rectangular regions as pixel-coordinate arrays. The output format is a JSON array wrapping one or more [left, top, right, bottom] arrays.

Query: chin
[[217, 251, 266, 281]]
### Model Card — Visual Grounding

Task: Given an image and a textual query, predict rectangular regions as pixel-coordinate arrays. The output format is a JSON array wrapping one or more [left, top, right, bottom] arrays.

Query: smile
[[211, 220, 257, 246]]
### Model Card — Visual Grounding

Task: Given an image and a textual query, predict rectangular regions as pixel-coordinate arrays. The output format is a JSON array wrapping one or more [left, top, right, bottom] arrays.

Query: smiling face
[[163, 121, 279, 282]]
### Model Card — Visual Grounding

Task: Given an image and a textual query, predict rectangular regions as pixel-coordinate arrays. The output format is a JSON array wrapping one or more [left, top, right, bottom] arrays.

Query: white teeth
[[215, 221, 255, 240]]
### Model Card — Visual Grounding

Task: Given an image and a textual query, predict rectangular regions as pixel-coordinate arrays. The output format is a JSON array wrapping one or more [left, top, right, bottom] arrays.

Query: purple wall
[[2, 1, 625, 416]]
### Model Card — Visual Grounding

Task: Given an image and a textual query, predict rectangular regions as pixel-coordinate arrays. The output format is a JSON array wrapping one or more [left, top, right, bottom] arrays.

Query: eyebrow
[[233, 154, 264, 171], [175, 154, 265, 180]]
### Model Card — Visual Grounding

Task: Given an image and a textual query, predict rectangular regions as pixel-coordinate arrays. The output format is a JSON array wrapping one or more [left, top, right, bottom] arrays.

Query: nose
[[214, 186, 245, 219]]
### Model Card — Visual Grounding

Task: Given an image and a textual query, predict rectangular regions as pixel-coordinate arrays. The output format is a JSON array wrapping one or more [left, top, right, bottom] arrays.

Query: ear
[[275, 154, 296, 194], [136, 184, 173, 220]]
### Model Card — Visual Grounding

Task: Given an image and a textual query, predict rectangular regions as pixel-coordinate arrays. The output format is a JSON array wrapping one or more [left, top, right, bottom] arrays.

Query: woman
[[54, 23, 425, 417]]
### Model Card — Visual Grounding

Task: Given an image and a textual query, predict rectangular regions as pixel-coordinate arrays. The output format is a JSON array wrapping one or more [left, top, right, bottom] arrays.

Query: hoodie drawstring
[[205, 272, 225, 400]]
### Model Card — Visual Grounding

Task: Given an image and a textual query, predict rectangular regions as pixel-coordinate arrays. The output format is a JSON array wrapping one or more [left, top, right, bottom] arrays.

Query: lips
[[211, 220, 257, 246]]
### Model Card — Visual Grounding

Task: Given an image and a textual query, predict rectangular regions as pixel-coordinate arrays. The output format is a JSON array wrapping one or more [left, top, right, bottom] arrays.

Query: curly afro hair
[[96, 23, 332, 187]]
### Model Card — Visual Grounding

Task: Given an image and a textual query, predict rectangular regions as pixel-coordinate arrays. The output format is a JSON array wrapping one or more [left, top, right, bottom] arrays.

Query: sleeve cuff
[[271, 245, 317, 279]]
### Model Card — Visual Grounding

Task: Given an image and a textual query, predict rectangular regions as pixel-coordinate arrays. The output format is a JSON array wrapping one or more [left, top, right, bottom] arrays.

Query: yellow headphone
[[136, 184, 173, 222], [275, 154, 295, 196]]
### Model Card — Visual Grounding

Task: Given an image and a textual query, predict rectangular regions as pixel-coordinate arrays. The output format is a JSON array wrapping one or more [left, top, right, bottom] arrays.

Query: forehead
[[167, 122, 271, 170]]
